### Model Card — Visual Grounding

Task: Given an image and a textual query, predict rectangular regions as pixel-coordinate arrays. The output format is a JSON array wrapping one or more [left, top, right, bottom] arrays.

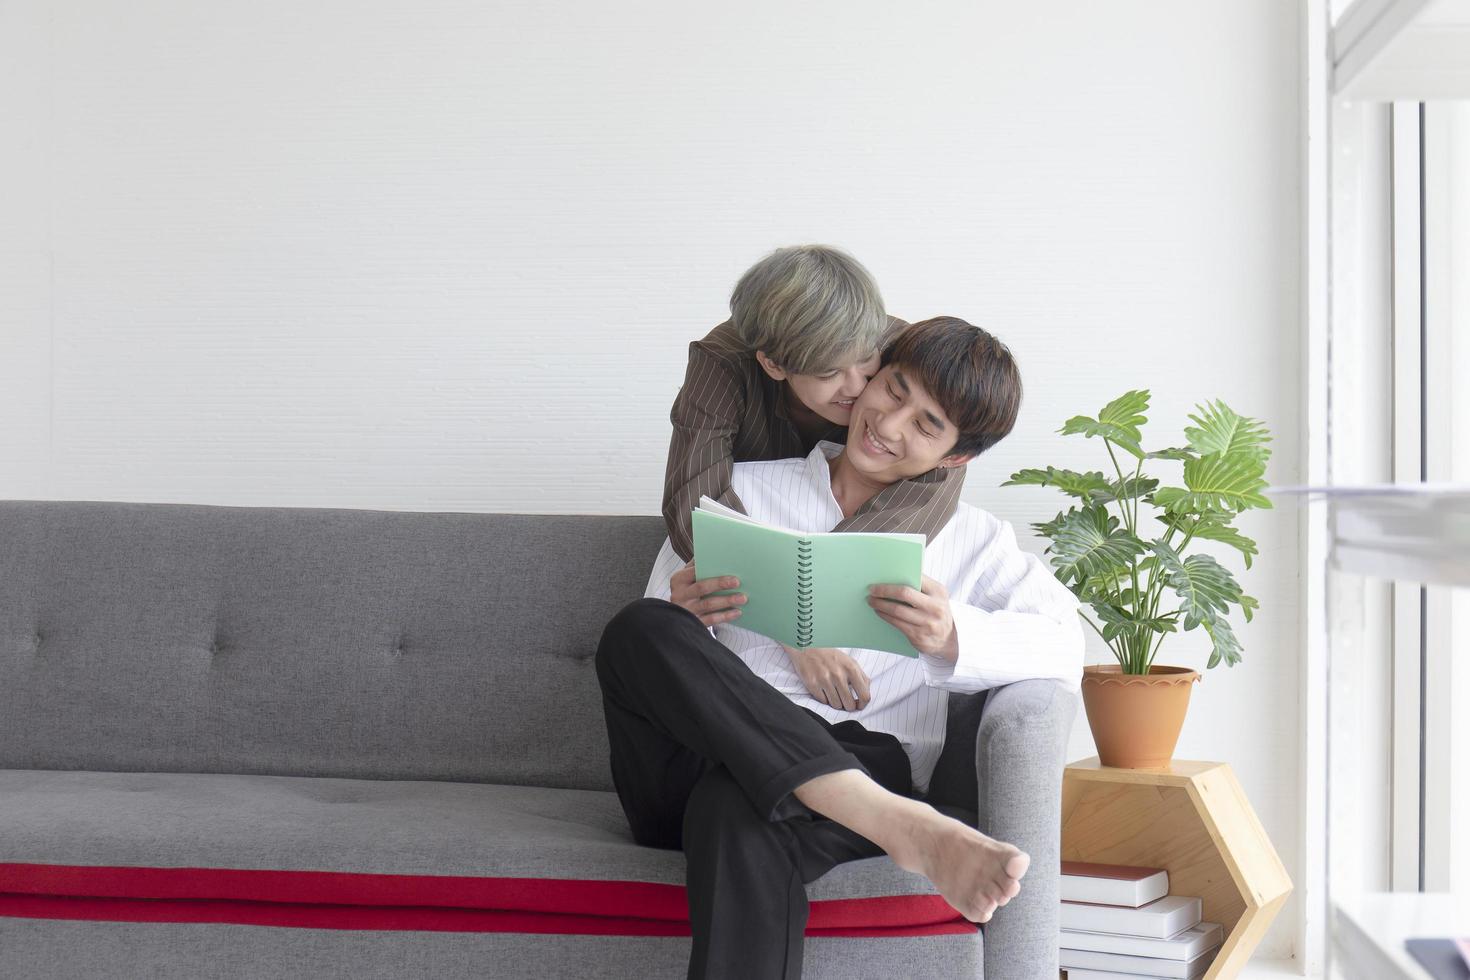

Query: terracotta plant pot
[[1081, 664, 1200, 769]]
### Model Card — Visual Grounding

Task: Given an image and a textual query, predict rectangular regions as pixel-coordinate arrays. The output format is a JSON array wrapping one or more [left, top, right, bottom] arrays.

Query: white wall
[[0, 0, 1303, 959]]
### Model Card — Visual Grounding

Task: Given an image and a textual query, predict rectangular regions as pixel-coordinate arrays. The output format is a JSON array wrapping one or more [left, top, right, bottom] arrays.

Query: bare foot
[[788, 769, 1029, 923], [883, 799, 1029, 923]]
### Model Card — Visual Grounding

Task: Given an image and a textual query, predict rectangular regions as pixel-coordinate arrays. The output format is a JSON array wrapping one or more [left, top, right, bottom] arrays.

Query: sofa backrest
[[0, 500, 667, 792]]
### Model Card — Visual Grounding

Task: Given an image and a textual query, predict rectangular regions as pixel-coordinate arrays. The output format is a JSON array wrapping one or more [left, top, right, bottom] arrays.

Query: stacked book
[[1060, 861, 1224, 979]]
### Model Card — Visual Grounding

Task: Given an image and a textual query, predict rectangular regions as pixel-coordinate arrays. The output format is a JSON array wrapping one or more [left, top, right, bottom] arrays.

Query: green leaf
[[1079, 565, 1133, 602], [1098, 390, 1150, 437], [1239, 592, 1259, 623], [1146, 446, 1199, 461], [1059, 417, 1146, 459], [1090, 476, 1160, 504], [1030, 509, 1074, 542], [1149, 541, 1243, 629], [1185, 400, 1272, 464], [1160, 513, 1260, 569], [1057, 390, 1150, 460], [1202, 612, 1242, 668], [1003, 467, 1112, 500], [1050, 507, 1147, 587], [1092, 602, 1134, 641], [1032, 522, 1061, 543], [1093, 601, 1180, 641], [1153, 455, 1272, 514]]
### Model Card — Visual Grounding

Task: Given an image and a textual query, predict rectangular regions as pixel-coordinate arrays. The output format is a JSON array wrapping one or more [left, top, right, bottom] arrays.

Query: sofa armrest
[[975, 679, 1078, 980]]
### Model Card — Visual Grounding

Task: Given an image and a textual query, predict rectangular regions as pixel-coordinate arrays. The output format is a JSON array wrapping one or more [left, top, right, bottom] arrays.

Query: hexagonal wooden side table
[[1061, 758, 1292, 980]]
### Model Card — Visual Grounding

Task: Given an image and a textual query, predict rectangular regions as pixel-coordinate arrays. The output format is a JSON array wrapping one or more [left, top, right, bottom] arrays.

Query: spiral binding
[[794, 538, 815, 647]]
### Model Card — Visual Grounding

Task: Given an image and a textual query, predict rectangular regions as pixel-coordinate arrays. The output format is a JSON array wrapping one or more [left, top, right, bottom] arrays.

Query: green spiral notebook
[[690, 497, 926, 657]]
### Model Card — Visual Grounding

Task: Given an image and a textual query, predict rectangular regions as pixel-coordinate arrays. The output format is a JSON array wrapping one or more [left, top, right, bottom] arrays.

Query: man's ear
[[753, 350, 788, 382], [938, 453, 974, 470]]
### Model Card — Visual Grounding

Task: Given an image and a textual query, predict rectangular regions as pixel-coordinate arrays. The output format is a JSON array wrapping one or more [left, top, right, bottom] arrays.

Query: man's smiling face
[[845, 363, 972, 481]]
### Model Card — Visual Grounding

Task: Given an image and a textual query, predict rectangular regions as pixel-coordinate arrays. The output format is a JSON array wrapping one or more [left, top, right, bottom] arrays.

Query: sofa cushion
[[0, 501, 668, 792], [0, 769, 976, 938]]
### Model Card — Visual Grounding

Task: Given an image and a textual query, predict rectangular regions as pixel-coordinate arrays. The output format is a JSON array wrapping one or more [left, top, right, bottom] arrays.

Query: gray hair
[[728, 245, 888, 376]]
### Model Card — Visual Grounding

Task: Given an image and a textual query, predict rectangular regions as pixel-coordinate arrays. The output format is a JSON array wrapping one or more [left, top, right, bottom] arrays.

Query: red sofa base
[[0, 864, 976, 938]]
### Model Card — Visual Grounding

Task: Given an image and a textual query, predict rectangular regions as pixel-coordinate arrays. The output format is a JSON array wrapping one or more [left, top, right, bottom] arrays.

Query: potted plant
[[1004, 391, 1271, 768]]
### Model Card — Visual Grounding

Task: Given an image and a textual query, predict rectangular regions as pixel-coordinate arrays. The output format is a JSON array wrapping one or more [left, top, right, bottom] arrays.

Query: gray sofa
[[0, 500, 1076, 979]]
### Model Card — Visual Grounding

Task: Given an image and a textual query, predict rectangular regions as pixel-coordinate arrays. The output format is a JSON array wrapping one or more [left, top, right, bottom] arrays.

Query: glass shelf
[[1269, 484, 1470, 587]]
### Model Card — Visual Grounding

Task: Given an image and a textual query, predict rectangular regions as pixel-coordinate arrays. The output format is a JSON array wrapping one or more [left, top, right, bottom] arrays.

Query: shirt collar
[[807, 440, 844, 491]]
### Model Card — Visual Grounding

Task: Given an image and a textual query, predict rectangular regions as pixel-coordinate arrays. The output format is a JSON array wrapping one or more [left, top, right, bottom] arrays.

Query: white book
[[1060, 946, 1216, 979], [1060, 895, 1202, 939], [1064, 961, 1214, 980], [1061, 921, 1223, 960], [1060, 861, 1170, 908]]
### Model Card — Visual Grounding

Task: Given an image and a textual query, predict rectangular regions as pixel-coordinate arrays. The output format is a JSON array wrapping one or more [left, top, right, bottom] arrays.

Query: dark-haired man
[[597, 317, 1083, 980]]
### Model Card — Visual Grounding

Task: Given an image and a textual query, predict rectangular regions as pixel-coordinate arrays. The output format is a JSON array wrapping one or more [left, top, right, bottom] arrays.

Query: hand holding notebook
[[668, 560, 748, 629], [690, 497, 927, 657]]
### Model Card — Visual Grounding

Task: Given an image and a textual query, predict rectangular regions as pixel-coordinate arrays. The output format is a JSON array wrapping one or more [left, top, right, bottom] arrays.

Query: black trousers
[[595, 597, 916, 980]]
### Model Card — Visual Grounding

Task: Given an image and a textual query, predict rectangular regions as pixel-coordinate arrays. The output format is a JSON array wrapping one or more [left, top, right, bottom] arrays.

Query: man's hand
[[782, 644, 871, 711], [670, 561, 746, 628], [867, 575, 959, 662]]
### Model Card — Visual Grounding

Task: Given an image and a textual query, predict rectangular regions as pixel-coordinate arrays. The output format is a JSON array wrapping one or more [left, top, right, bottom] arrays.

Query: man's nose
[[873, 412, 905, 443]]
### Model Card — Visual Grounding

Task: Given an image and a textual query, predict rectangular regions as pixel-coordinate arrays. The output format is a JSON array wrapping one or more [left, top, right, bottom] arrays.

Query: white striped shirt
[[643, 441, 1084, 796]]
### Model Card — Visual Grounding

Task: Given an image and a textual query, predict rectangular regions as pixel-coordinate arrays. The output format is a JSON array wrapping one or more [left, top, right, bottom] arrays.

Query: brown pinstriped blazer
[[661, 319, 965, 562]]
